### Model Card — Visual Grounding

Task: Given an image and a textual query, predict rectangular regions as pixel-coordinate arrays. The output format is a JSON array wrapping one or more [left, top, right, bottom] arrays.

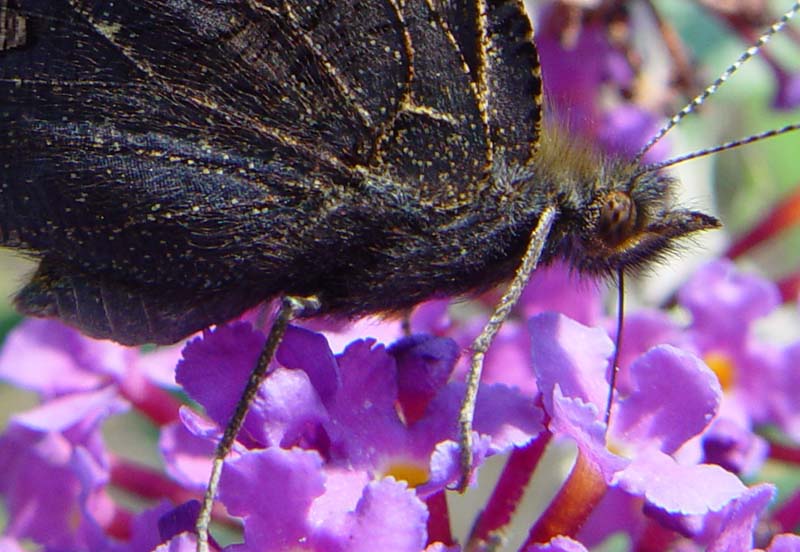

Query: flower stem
[[467, 433, 551, 548], [726, 187, 800, 261], [426, 491, 454, 546], [521, 451, 607, 547], [772, 487, 800, 532], [769, 441, 800, 464]]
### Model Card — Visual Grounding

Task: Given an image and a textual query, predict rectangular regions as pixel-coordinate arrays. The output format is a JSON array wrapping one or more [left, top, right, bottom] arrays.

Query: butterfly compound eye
[[597, 191, 637, 248]]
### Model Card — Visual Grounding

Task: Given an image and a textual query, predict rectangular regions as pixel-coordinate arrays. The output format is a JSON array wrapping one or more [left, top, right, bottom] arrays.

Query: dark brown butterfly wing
[[432, 0, 543, 165], [0, 0, 543, 344]]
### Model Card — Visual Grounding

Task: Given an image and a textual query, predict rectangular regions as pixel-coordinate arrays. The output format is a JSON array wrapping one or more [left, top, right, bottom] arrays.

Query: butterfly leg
[[457, 206, 557, 491], [195, 295, 320, 552]]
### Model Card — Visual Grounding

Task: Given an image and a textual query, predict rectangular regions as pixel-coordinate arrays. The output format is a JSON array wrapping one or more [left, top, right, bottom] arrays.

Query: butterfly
[[0, 0, 719, 344]]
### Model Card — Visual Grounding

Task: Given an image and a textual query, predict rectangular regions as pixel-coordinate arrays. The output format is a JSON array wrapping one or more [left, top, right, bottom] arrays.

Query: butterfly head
[[549, 162, 721, 277]]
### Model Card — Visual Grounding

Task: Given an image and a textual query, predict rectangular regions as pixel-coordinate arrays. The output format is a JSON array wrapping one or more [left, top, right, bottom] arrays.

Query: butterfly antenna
[[605, 269, 625, 427], [640, 122, 800, 175], [634, 1, 800, 165]]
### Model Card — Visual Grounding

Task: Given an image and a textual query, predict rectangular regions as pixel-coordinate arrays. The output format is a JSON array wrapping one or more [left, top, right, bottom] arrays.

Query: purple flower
[[0, 387, 126, 550], [128, 501, 182, 552], [534, 5, 669, 162], [6, 260, 790, 551], [766, 534, 800, 551], [612, 260, 786, 476], [517, 261, 604, 326], [701, 417, 769, 477], [0, 319, 192, 551], [0, 318, 183, 425], [598, 106, 668, 161], [152, 532, 199, 552], [423, 261, 604, 397], [776, 341, 800, 439], [679, 260, 780, 350], [698, 484, 775, 551], [218, 448, 430, 552], [165, 322, 543, 549], [536, 13, 624, 132], [676, 261, 788, 471], [0, 318, 137, 396], [528, 311, 776, 549]]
